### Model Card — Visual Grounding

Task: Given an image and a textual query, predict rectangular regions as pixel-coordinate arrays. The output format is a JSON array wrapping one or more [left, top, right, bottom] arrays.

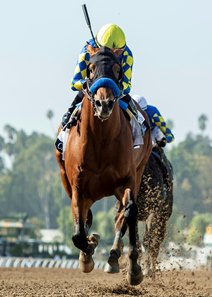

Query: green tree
[[166, 205, 189, 244], [187, 213, 212, 246], [92, 207, 115, 246], [0, 126, 62, 227], [169, 131, 212, 218], [57, 205, 79, 253]]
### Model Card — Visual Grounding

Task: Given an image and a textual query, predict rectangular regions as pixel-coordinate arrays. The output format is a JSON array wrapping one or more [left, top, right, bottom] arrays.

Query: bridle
[[82, 47, 125, 107], [82, 79, 124, 104]]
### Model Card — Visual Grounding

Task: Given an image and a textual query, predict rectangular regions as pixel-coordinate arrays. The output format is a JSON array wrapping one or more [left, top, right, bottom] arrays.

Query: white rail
[[0, 257, 106, 270]]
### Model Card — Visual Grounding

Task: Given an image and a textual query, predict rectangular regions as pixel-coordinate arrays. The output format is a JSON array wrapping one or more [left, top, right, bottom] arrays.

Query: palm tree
[[198, 114, 208, 133], [46, 109, 56, 136]]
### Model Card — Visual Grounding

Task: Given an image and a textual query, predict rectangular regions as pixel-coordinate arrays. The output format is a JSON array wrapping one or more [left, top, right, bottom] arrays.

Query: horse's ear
[[113, 48, 124, 57], [86, 43, 98, 56]]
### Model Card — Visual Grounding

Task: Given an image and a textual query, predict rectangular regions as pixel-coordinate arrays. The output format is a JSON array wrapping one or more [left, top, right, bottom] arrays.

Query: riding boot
[[152, 147, 169, 187], [128, 99, 138, 119], [62, 91, 84, 128], [121, 94, 138, 119]]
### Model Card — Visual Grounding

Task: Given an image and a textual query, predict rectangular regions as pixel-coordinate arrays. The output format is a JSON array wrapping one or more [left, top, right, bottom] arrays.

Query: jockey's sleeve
[[121, 46, 133, 94], [70, 51, 90, 91], [152, 113, 175, 143]]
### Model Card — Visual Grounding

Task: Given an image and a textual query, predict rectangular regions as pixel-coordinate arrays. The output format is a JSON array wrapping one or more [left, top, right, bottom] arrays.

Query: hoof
[[104, 261, 119, 273], [79, 251, 94, 273], [104, 250, 120, 273], [143, 268, 149, 276], [143, 268, 154, 278], [88, 233, 100, 245], [127, 266, 143, 286]]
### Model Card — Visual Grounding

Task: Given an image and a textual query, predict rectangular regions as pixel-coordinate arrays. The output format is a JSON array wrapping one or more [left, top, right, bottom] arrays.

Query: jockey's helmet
[[132, 95, 148, 110], [96, 24, 126, 49]]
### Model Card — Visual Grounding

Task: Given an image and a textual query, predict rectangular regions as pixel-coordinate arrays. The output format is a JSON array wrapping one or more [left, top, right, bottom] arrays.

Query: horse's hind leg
[[142, 215, 153, 276], [125, 192, 143, 285], [143, 213, 167, 278], [104, 201, 126, 274]]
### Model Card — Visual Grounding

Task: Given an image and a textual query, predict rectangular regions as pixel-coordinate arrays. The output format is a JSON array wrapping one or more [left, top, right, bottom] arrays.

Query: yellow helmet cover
[[96, 24, 126, 49]]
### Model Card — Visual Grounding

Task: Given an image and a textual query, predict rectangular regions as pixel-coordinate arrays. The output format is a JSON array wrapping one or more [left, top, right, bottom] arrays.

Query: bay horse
[[136, 146, 173, 277], [56, 45, 152, 285]]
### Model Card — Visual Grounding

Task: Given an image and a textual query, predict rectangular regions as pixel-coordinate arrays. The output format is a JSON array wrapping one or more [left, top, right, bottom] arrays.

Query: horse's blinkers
[[86, 47, 123, 90]]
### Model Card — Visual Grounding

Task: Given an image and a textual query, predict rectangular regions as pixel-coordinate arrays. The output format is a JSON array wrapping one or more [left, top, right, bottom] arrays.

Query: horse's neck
[[80, 97, 122, 142]]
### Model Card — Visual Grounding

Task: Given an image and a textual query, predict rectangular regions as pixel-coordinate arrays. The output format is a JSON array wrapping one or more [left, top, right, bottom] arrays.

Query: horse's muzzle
[[94, 99, 114, 120]]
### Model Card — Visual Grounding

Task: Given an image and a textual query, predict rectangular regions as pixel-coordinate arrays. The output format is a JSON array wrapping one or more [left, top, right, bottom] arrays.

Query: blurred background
[[0, 1, 211, 266]]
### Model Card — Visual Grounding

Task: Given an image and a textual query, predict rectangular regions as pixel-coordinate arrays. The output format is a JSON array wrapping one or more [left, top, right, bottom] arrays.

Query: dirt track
[[0, 267, 211, 297]]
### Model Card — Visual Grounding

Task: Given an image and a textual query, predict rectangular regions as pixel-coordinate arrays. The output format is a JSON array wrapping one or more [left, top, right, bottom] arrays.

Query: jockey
[[62, 23, 136, 127], [132, 95, 175, 147], [132, 95, 174, 189]]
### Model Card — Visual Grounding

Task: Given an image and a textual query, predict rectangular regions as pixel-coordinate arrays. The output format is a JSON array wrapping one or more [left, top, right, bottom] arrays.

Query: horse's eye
[[88, 64, 96, 79], [89, 65, 95, 73], [112, 64, 121, 79]]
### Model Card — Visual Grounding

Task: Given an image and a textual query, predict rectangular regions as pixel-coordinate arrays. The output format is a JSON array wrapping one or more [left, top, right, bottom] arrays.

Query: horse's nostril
[[108, 101, 114, 109], [95, 100, 101, 107]]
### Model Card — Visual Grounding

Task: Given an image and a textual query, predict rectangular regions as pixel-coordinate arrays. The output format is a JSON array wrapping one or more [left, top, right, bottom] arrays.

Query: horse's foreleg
[[124, 189, 143, 285], [71, 196, 89, 252], [106, 188, 142, 285], [71, 192, 99, 273]]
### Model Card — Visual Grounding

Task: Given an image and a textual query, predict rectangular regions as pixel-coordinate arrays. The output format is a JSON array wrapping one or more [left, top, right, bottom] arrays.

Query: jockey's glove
[[157, 137, 167, 148]]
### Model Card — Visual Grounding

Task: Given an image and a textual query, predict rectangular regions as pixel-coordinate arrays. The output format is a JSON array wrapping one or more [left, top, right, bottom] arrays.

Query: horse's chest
[[77, 166, 121, 198]]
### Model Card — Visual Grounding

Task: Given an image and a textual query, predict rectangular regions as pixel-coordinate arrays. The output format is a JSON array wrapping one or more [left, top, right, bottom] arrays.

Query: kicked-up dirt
[[0, 267, 211, 297]]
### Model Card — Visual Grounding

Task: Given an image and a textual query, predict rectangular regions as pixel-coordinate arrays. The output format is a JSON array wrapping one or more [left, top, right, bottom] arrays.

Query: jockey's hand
[[82, 80, 88, 91], [157, 137, 167, 148]]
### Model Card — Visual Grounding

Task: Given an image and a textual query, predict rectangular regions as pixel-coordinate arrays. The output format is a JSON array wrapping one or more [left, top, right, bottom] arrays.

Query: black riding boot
[[152, 147, 169, 186], [121, 94, 138, 118], [62, 91, 84, 127]]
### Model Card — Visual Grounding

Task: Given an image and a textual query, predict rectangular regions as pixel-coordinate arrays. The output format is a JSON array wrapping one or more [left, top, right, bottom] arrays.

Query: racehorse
[[136, 146, 173, 277], [56, 45, 152, 285]]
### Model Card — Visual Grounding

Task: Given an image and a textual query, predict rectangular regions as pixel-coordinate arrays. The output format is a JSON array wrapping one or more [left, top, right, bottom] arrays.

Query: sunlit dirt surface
[[0, 267, 211, 297]]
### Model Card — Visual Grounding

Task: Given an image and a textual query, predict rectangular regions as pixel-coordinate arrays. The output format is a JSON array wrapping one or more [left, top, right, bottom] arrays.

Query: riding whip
[[82, 4, 99, 47]]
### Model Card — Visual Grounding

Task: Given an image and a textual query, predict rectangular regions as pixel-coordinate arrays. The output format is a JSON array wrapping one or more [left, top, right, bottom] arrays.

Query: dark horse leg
[[105, 188, 142, 286], [142, 212, 167, 278]]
